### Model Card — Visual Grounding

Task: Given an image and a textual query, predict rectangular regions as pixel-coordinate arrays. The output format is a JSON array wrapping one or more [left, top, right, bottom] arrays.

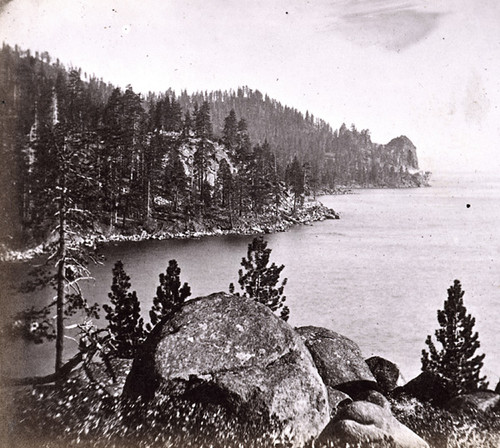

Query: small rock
[[365, 389, 392, 410], [326, 387, 352, 417]]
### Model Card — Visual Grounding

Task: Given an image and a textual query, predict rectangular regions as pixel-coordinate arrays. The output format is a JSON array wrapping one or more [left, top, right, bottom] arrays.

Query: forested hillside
[[178, 88, 428, 187], [0, 44, 428, 247]]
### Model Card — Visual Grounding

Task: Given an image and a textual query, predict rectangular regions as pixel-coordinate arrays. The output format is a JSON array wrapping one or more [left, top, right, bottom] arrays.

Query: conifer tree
[[421, 280, 488, 395], [11, 70, 101, 375], [182, 110, 192, 138], [222, 109, 238, 153], [193, 101, 214, 206], [194, 100, 213, 139], [165, 95, 183, 132], [287, 155, 304, 212], [233, 236, 289, 321], [103, 261, 145, 359], [216, 158, 233, 209], [147, 260, 191, 330]]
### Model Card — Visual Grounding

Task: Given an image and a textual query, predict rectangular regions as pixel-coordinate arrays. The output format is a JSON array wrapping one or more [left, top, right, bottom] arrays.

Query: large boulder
[[123, 293, 329, 447], [317, 395, 429, 448], [296, 326, 377, 398], [366, 356, 402, 393]]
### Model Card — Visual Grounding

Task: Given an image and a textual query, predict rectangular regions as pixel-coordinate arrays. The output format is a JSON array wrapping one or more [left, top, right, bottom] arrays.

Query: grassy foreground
[[2, 363, 499, 448]]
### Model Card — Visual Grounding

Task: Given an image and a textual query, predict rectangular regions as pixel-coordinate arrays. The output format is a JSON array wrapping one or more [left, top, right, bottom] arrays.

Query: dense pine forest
[[0, 43, 428, 247]]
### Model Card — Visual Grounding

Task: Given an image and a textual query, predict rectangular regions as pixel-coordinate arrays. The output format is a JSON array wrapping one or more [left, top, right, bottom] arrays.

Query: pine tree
[[165, 95, 183, 132], [194, 100, 212, 139], [222, 109, 238, 153], [147, 260, 191, 330], [193, 101, 214, 207], [103, 261, 145, 359], [215, 159, 231, 207], [233, 236, 289, 321], [421, 280, 488, 395], [182, 110, 192, 138], [100, 87, 124, 228], [12, 70, 101, 375], [287, 155, 304, 212]]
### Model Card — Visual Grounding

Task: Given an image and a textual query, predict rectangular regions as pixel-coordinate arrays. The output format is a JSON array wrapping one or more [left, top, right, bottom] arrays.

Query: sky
[[1, 0, 500, 172]]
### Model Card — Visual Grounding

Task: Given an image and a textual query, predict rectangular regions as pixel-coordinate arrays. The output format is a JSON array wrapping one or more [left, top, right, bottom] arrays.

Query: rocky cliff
[[384, 136, 419, 170]]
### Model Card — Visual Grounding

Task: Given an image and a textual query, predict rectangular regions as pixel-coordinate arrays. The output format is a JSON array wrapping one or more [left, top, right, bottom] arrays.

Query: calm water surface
[[5, 172, 500, 385]]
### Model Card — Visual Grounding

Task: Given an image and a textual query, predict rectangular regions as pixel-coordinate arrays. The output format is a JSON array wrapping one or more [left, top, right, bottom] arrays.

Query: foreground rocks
[[124, 293, 329, 447], [121, 294, 432, 447], [296, 326, 428, 447]]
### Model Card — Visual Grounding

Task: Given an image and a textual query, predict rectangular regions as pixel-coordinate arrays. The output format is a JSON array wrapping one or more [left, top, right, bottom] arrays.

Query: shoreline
[[0, 178, 432, 264], [0, 200, 339, 263]]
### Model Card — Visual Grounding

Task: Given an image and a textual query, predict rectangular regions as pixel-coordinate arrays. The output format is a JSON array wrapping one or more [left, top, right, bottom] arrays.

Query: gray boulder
[[124, 293, 329, 447], [366, 356, 402, 393], [296, 326, 377, 398], [317, 397, 429, 448]]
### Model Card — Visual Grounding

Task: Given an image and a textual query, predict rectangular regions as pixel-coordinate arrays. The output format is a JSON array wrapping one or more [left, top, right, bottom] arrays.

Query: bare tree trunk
[[146, 178, 151, 218], [55, 153, 66, 374]]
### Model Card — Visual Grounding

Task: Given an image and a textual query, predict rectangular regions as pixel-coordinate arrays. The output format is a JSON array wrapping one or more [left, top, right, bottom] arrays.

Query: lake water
[[3, 171, 499, 386]]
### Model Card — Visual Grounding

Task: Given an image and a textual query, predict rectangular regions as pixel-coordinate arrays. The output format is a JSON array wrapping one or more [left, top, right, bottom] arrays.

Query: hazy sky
[[1, 0, 499, 172]]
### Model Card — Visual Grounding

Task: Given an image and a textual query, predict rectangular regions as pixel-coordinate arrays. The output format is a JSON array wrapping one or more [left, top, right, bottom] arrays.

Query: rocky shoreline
[[0, 201, 339, 263]]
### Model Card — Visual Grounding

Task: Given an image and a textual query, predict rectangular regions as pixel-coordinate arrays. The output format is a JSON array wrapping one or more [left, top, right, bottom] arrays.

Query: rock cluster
[[123, 293, 428, 447], [124, 293, 329, 447]]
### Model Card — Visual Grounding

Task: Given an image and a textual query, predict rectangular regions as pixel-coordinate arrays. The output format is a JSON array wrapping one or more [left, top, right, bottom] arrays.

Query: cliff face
[[326, 126, 429, 188], [369, 135, 429, 187]]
